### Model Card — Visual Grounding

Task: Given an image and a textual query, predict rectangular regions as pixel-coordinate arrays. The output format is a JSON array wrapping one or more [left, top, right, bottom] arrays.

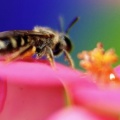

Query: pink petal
[[68, 66, 120, 118], [114, 65, 120, 78], [47, 106, 100, 120], [73, 86, 120, 117], [0, 77, 6, 112], [0, 60, 81, 120]]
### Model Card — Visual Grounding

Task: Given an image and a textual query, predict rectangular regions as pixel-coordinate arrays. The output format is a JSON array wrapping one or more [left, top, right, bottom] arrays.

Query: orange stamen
[[78, 42, 120, 85]]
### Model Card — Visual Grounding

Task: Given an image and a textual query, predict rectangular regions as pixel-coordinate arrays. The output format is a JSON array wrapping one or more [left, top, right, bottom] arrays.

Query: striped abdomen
[[0, 30, 55, 55], [0, 35, 31, 53]]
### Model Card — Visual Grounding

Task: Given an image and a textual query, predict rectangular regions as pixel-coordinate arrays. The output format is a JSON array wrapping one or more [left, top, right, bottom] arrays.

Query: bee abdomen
[[0, 35, 30, 52], [16, 36, 30, 48]]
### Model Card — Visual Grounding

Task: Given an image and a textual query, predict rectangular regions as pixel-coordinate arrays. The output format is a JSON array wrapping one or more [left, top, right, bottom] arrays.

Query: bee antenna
[[58, 16, 64, 32], [65, 16, 80, 34]]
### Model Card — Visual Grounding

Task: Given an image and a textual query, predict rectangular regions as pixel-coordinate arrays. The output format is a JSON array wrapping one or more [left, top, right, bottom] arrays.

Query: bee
[[0, 17, 79, 68]]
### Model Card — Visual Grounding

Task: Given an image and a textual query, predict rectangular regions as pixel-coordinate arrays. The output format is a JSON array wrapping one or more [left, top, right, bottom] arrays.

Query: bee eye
[[64, 36, 72, 52], [53, 42, 62, 56]]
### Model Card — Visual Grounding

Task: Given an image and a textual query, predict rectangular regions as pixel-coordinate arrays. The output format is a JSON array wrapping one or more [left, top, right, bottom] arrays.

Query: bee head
[[53, 17, 79, 56], [53, 33, 72, 56]]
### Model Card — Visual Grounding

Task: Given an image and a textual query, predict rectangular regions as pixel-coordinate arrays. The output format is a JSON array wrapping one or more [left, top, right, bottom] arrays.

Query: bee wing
[[0, 30, 53, 39], [0, 31, 16, 38]]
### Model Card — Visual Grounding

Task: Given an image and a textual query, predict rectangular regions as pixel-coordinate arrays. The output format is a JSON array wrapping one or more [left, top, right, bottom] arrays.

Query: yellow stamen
[[78, 42, 120, 85]]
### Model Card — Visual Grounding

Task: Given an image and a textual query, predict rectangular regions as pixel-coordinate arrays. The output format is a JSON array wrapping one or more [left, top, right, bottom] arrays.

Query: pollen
[[77, 42, 120, 85]]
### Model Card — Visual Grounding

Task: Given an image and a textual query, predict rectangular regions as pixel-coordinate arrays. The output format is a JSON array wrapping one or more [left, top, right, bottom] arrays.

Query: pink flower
[[65, 43, 120, 119], [47, 106, 101, 120], [67, 70, 120, 120], [0, 60, 81, 120], [1, 41, 120, 120]]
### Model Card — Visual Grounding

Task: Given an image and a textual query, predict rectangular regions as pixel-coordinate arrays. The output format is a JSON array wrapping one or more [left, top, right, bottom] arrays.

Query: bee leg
[[63, 49, 74, 68], [6, 44, 32, 62], [36, 47, 46, 59], [45, 46, 55, 67], [20, 46, 36, 59]]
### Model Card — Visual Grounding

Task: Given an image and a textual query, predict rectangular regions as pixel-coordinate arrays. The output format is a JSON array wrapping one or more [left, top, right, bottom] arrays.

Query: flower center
[[78, 42, 120, 86]]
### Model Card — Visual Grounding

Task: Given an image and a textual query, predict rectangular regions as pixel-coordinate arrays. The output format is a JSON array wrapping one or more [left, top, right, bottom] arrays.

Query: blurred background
[[0, 0, 120, 69]]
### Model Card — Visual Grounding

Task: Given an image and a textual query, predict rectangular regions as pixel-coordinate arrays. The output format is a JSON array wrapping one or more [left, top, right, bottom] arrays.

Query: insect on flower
[[0, 17, 79, 68]]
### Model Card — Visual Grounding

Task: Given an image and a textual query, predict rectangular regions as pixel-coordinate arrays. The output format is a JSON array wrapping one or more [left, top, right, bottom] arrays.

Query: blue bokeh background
[[1, 0, 120, 68]]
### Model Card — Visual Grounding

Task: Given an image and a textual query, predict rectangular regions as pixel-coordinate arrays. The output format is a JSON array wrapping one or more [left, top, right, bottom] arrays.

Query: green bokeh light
[[71, 5, 120, 69]]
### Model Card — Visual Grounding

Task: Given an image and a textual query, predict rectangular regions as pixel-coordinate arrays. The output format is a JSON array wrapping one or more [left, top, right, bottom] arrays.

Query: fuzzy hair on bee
[[0, 17, 79, 68]]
